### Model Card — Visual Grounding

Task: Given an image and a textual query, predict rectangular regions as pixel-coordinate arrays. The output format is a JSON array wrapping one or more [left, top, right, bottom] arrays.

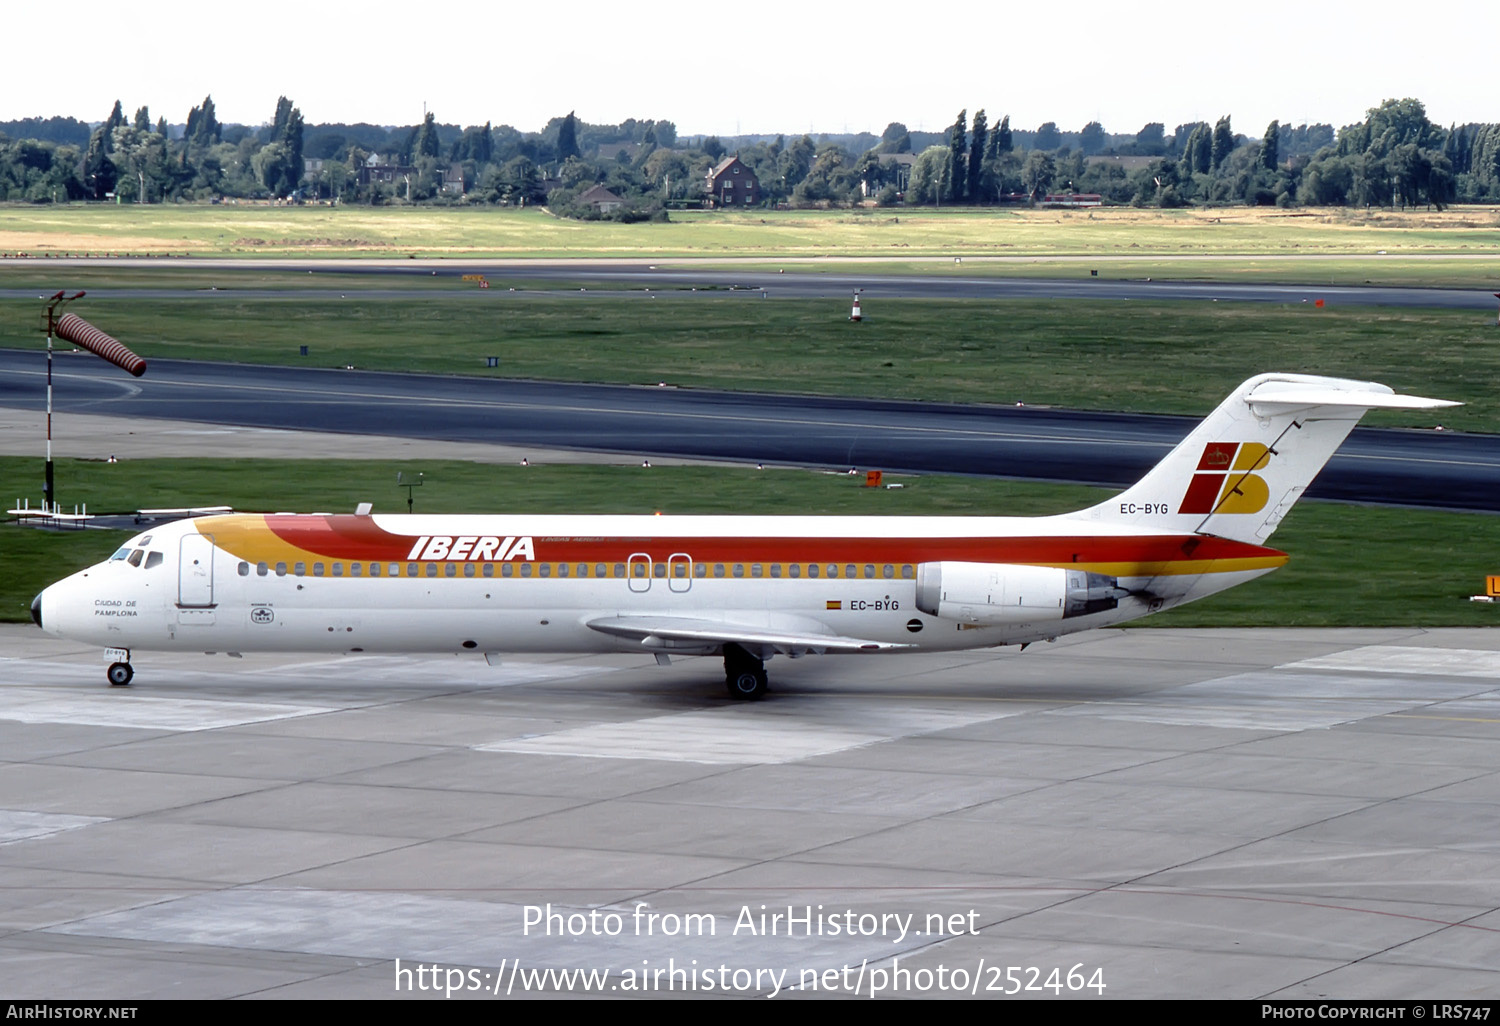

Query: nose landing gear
[[106, 660, 134, 687]]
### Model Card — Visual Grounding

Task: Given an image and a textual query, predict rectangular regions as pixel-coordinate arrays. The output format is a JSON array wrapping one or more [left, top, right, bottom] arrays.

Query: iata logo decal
[[1178, 442, 1271, 514], [405, 536, 535, 562], [250, 607, 274, 624]]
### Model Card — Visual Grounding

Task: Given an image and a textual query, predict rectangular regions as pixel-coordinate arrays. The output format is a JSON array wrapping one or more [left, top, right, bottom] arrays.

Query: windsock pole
[[41, 292, 84, 511]]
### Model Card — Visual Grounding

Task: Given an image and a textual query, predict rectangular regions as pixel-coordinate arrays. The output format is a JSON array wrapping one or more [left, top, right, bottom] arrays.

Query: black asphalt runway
[[3, 263, 1498, 308], [2, 348, 1494, 513]]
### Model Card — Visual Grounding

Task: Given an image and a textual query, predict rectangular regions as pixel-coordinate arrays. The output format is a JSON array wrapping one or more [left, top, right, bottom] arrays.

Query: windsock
[[54, 313, 146, 377]]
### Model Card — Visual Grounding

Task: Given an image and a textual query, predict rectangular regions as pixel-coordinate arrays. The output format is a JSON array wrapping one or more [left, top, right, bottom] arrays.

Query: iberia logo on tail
[[1178, 442, 1271, 514]]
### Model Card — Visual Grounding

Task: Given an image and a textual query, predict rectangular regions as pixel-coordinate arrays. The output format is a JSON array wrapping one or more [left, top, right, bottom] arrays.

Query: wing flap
[[585, 615, 908, 655]]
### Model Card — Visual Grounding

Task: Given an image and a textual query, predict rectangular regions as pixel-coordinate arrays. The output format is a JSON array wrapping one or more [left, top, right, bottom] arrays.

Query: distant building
[[578, 184, 625, 213], [705, 156, 760, 208], [359, 154, 416, 186], [1040, 193, 1102, 208], [441, 165, 465, 195]]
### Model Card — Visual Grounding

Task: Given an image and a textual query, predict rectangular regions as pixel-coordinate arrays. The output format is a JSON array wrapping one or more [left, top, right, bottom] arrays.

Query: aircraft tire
[[107, 662, 134, 687], [725, 668, 768, 701]]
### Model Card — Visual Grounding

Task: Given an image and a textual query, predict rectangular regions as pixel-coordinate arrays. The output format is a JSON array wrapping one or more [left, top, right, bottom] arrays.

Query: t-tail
[[1065, 373, 1459, 545]]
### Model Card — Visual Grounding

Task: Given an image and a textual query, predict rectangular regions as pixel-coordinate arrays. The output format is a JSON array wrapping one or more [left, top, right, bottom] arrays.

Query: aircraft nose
[[30, 591, 43, 629]]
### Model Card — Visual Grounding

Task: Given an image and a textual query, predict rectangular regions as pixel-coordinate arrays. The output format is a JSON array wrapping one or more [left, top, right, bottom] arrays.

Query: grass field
[[4, 205, 1500, 286], [5, 456, 1496, 629], [1, 293, 1487, 430]]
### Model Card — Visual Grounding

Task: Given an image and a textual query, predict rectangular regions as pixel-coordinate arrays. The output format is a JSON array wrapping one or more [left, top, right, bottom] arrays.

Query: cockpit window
[[110, 548, 131, 561], [127, 549, 145, 567], [144, 551, 164, 569], [138, 535, 153, 546]]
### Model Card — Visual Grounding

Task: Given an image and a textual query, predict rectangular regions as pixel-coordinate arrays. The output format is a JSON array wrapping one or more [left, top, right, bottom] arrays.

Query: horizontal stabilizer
[[1247, 387, 1461, 412]]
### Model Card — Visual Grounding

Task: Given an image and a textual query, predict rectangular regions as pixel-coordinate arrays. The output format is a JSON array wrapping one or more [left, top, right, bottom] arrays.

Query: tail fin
[[1066, 373, 1459, 544]]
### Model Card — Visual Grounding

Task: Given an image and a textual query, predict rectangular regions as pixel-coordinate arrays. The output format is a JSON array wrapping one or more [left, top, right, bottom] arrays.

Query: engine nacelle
[[914, 562, 1129, 625]]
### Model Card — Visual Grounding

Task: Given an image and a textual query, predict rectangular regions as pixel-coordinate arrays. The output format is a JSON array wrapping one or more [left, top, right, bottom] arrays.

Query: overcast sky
[[9, 2, 1496, 139]]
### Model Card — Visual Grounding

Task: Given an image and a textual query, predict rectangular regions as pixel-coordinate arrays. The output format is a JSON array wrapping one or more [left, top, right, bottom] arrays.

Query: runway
[[1, 348, 1494, 512], [4, 262, 1499, 308], [3, 624, 1499, 998]]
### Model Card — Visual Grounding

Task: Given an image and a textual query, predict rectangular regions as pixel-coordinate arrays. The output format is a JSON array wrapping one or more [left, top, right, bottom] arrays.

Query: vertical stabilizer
[[1064, 374, 1458, 545]]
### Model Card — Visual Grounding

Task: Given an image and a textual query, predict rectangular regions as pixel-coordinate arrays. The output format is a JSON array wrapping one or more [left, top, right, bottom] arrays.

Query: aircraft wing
[[585, 615, 910, 656]]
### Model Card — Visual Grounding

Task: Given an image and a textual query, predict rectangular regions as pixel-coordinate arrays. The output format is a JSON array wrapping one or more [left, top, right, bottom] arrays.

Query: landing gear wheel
[[722, 642, 769, 700], [107, 662, 134, 687], [725, 667, 768, 701]]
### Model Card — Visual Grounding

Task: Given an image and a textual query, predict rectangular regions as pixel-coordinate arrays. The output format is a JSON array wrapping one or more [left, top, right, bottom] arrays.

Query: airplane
[[30, 373, 1457, 698]]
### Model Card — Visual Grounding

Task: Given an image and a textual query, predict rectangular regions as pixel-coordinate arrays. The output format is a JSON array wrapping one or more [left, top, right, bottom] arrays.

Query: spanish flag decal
[[826, 600, 842, 610]]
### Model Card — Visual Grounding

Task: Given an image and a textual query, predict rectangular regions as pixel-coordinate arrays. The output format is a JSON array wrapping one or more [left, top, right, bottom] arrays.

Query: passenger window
[[846, 564, 856, 579], [808, 564, 819, 579], [790, 564, 802, 579], [482, 563, 494, 578], [425, 563, 437, 578], [557, 563, 569, 578], [901, 565, 914, 579], [864, 564, 875, 579], [443, 563, 456, 577], [733, 564, 744, 578], [406, 563, 418, 577], [540, 564, 552, 578], [503, 563, 514, 577], [578, 564, 588, 577], [752, 564, 763, 578], [313, 562, 325, 577], [598, 564, 609, 578], [654, 563, 666, 578], [333, 563, 344, 578], [237, 561, 249, 576], [613, 564, 624, 578], [714, 564, 725, 578], [350, 563, 362, 578], [294, 562, 306, 576], [827, 564, 838, 578], [883, 564, 894, 579], [257, 562, 269, 577], [521, 564, 533, 578], [770, 564, 782, 579], [463, 563, 475, 578], [276, 562, 288, 576]]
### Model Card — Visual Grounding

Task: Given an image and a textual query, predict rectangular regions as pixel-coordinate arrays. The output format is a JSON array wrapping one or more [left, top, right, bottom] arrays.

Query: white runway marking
[[0, 684, 332, 732], [477, 700, 1006, 764], [0, 810, 110, 846], [1049, 672, 1481, 732], [1282, 646, 1500, 679]]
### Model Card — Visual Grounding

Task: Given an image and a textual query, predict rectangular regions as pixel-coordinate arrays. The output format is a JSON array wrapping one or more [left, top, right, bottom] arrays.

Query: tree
[[907, 145, 951, 205], [1033, 121, 1061, 151], [702, 135, 726, 163], [947, 109, 966, 202], [133, 106, 150, 132], [413, 112, 441, 159], [878, 122, 911, 154], [82, 100, 126, 198], [1022, 151, 1055, 201], [1135, 122, 1166, 155], [1079, 121, 1106, 156], [994, 115, 1012, 155], [1211, 116, 1234, 170], [558, 111, 580, 161], [185, 95, 220, 148], [967, 110, 987, 202], [1261, 120, 1280, 171]]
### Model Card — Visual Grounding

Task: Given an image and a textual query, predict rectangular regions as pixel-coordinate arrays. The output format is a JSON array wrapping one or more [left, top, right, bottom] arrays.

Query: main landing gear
[[723, 643, 768, 701]]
